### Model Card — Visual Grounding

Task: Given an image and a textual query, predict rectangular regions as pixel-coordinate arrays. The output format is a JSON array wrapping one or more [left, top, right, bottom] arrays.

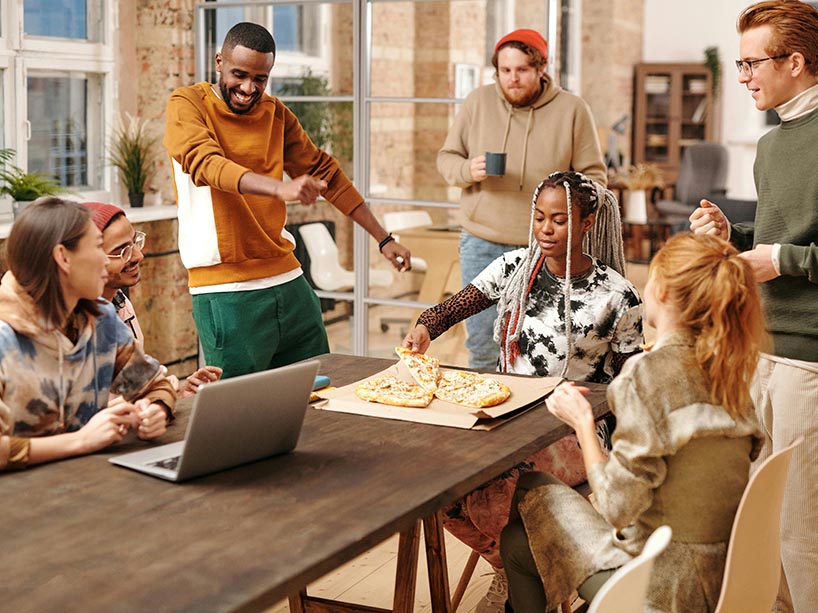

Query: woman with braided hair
[[402, 170, 643, 612]]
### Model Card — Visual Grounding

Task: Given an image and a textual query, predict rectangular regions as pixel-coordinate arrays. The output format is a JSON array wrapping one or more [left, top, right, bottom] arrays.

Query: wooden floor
[[266, 530, 497, 612], [267, 262, 652, 612]]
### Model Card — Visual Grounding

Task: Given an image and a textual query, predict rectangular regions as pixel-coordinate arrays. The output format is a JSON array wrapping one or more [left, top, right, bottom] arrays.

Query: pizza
[[433, 370, 511, 408], [355, 375, 434, 408], [395, 346, 441, 392]]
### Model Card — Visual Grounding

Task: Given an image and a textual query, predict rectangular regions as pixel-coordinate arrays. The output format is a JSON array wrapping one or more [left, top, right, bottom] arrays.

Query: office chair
[[298, 222, 392, 291], [383, 210, 432, 272], [654, 143, 729, 232]]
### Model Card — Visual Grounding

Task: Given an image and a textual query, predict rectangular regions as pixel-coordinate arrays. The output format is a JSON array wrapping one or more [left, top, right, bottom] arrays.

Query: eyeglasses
[[735, 54, 791, 77], [107, 231, 146, 262]]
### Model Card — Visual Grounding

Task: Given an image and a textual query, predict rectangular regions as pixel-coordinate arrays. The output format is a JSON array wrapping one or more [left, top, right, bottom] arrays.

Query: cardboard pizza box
[[313, 363, 561, 430]]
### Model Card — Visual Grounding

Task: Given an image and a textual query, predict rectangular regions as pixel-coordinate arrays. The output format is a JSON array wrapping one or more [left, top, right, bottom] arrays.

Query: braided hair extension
[[494, 171, 625, 375]]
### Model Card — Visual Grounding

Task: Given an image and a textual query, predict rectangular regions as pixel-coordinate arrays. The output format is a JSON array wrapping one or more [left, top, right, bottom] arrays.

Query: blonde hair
[[649, 234, 766, 418], [495, 171, 625, 374]]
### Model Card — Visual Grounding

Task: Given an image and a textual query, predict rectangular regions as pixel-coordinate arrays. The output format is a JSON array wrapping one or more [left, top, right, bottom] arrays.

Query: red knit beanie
[[83, 202, 126, 232], [494, 29, 548, 61]]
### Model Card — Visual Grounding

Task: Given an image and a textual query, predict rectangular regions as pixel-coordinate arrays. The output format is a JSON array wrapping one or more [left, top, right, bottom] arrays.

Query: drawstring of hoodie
[[500, 109, 512, 155], [499, 105, 535, 191], [56, 332, 65, 429], [55, 322, 99, 431], [520, 107, 533, 190]]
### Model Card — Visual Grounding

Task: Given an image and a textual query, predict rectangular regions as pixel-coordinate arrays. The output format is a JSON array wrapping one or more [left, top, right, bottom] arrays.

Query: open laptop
[[109, 360, 320, 482]]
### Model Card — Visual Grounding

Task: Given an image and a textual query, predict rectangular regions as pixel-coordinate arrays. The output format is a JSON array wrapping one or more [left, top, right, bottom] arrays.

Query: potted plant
[[616, 163, 665, 223], [110, 113, 157, 207], [0, 148, 62, 219]]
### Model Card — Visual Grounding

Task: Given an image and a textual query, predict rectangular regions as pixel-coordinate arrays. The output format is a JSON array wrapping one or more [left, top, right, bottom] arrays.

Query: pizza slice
[[395, 346, 441, 392], [433, 370, 511, 408], [355, 375, 434, 408]]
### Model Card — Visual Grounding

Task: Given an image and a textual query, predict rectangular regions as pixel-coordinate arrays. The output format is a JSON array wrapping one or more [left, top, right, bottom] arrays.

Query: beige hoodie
[[438, 78, 606, 245], [0, 273, 175, 470]]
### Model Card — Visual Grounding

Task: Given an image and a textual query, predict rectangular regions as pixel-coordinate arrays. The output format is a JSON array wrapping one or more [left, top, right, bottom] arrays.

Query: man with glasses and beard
[[84, 202, 223, 397], [437, 29, 606, 373], [690, 2, 818, 610], [164, 22, 410, 379]]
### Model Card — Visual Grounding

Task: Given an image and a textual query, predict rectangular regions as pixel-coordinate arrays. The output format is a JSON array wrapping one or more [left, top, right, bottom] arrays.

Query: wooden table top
[[0, 353, 607, 612]]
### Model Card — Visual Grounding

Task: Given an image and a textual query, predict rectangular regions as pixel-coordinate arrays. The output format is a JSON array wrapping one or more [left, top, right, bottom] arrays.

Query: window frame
[[0, 0, 117, 214]]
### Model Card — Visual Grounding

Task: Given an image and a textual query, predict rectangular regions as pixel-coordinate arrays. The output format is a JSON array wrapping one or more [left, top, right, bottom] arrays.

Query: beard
[[501, 79, 544, 108], [219, 79, 260, 115]]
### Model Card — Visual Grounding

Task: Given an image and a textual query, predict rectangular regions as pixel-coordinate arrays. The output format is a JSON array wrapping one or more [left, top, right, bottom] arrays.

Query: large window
[[195, 0, 550, 357], [24, 0, 103, 41], [0, 1, 114, 220]]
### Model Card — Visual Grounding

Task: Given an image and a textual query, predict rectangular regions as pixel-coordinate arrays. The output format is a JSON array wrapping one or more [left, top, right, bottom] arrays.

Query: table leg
[[393, 522, 421, 613], [288, 517, 450, 613], [289, 590, 308, 613], [423, 513, 452, 613]]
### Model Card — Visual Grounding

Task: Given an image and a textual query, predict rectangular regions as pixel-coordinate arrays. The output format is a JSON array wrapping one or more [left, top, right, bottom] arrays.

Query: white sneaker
[[475, 568, 508, 613]]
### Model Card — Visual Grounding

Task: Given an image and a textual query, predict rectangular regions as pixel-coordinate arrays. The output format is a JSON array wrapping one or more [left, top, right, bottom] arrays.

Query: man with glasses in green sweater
[[690, 2, 818, 610]]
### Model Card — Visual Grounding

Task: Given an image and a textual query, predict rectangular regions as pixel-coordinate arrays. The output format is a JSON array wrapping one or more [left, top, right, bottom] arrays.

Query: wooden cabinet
[[632, 63, 714, 184]]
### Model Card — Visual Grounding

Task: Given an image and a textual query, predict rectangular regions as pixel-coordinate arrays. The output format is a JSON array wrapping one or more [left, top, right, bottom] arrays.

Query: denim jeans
[[459, 231, 520, 371]]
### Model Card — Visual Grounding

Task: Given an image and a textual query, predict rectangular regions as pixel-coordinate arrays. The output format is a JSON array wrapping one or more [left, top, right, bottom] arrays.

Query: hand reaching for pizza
[[402, 325, 431, 354]]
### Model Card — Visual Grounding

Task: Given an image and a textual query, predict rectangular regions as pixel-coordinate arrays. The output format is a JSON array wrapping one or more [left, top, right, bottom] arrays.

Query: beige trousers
[[752, 355, 818, 613]]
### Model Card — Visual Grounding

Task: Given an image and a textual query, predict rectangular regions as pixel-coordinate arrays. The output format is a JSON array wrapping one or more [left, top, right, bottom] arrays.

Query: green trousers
[[192, 275, 329, 379]]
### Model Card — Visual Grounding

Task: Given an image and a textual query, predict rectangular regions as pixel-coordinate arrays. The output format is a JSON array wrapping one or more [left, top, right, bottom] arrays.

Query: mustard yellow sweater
[[164, 82, 362, 288]]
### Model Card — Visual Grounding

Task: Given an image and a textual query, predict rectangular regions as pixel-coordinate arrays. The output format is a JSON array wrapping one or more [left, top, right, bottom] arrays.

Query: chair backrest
[[382, 210, 433, 273], [676, 143, 729, 206], [297, 222, 393, 291], [715, 437, 803, 613], [298, 222, 354, 291], [587, 525, 673, 613], [383, 210, 433, 234]]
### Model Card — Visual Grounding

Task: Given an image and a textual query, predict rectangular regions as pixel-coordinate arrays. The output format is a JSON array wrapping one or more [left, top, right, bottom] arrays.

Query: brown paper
[[314, 365, 561, 430]]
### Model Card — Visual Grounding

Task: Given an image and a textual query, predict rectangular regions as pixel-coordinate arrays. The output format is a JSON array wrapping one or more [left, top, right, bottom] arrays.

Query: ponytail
[[650, 234, 766, 418]]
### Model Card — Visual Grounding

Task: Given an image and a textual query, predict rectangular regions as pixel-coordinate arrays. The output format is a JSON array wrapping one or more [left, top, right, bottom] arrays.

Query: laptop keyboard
[[148, 456, 180, 471]]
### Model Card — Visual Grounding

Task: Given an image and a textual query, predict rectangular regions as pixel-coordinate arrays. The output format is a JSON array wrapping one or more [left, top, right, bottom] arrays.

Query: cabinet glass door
[[680, 72, 709, 159]]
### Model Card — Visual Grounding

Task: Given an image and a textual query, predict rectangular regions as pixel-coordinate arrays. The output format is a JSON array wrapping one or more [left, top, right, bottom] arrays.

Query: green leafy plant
[[277, 70, 353, 168], [704, 46, 722, 99], [110, 113, 157, 195], [0, 149, 62, 201]]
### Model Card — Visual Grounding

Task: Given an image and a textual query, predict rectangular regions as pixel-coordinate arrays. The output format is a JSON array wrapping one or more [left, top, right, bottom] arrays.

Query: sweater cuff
[[771, 243, 781, 276], [6, 436, 31, 470]]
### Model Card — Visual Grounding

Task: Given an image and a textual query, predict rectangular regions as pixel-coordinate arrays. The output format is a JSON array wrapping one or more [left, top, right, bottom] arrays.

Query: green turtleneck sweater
[[731, 107, 818, 361]]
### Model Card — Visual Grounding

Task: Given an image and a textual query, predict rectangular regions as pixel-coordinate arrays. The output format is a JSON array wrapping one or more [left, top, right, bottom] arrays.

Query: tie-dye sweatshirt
[[0, 273, 176, 470]]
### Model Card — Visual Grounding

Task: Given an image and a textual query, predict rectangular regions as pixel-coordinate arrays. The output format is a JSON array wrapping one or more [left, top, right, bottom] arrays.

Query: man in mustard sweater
[[164, 22, 409, 379], [437, 29, 606, 371], [691, 2, 818, 610]]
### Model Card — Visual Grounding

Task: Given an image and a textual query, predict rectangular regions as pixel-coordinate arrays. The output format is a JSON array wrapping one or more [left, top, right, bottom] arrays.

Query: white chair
[[297, 222, 392, 291], [581, 525, 672, 613], [383, 210, 433, 272], [714, 437, 803, 613]]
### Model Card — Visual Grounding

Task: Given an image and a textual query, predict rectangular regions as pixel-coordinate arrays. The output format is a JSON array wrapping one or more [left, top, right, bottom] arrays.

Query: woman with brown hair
[[0, 198, 175, 471], [500, 233, 767, 612]]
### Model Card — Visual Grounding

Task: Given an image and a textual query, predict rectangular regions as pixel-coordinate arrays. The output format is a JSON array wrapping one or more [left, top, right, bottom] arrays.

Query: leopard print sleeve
[[416, 284, 494, 340]]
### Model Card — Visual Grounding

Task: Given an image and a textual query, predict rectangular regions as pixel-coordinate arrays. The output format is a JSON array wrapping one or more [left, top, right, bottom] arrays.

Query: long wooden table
[[0, 353, 607, 612]]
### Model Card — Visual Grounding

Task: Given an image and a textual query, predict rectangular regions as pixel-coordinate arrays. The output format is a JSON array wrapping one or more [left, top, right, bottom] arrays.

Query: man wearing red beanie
[[83, 202, 222, 397], [437, 29, 606, 612], [438, 29, 606, 374]]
